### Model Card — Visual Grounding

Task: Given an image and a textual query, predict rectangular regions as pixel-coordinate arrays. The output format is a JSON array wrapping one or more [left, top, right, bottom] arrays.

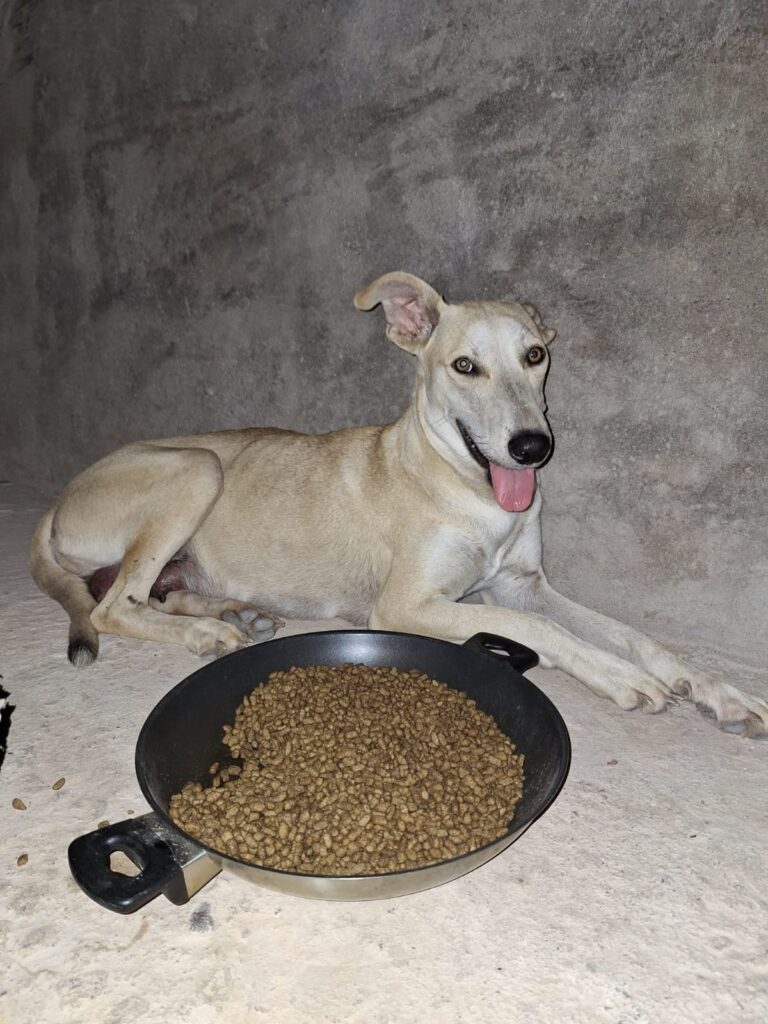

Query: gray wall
[[1, 0, 766, 653]]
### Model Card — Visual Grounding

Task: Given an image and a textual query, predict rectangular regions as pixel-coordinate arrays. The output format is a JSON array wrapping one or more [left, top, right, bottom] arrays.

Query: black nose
[[508, 431, 551, 465]]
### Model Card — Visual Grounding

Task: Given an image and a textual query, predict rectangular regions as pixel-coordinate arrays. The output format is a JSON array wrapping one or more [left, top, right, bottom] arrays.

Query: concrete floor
[[1, 483, 766, 1024]]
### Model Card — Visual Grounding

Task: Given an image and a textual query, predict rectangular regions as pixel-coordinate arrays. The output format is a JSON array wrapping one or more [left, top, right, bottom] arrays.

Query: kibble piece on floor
[[169, 663, 525, 875]]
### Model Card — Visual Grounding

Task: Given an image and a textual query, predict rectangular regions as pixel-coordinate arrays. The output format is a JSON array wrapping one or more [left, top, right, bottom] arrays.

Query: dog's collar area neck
[[456, 420, 490, 472]]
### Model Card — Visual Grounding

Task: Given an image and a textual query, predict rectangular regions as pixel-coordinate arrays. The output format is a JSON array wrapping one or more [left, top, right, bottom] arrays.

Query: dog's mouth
[[456, 420, 537, 513], [457, 420, 489, 471]]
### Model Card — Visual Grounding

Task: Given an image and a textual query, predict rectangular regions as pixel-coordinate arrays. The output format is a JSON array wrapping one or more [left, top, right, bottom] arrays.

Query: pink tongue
[[489, 465, 536, 512]]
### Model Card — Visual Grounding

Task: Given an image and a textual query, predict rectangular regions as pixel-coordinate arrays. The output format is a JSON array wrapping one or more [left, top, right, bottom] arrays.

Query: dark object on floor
[[1, 687, 15, 774]]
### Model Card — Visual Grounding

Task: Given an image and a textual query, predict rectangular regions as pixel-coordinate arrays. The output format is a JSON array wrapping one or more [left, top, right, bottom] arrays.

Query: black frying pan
[[68, 631, 571, 912]]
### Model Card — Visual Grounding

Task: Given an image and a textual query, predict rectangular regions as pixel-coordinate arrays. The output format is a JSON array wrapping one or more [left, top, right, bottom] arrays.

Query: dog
[[30, 272, 767, 736]]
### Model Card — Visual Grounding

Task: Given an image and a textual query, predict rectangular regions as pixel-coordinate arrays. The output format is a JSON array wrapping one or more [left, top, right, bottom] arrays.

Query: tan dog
[[30, 272, 767, 736]]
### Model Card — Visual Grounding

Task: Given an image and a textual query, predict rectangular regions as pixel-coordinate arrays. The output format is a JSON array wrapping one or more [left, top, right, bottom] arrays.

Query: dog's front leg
[[488, 571, 768, 736], [370, 568, 673, 714]]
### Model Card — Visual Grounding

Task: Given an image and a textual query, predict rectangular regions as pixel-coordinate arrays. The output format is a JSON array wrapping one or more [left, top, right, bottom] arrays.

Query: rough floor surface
[[1, 486, 766, 1024]]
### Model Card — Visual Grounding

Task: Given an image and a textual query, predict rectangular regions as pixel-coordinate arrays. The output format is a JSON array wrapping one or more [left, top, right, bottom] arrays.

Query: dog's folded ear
[[521, 302, 557, 344], [354, 272, 445, 352]]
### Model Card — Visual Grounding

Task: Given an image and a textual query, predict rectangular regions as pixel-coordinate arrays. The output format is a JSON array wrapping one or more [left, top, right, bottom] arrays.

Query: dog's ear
[[521, 302, 556, 344], [354, 272, 445, 353]]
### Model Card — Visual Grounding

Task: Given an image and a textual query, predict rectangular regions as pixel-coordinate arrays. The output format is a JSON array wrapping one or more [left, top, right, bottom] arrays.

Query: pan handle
[[462, 633, 539, 674], [68, 812, 221, 914]]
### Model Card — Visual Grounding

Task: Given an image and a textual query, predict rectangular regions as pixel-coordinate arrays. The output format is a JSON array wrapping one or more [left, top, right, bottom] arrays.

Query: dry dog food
[[170, 664, 524, 875]]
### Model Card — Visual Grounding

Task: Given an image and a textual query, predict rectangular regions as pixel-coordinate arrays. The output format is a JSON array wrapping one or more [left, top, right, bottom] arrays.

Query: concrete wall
[[1, 0, 766, 653]]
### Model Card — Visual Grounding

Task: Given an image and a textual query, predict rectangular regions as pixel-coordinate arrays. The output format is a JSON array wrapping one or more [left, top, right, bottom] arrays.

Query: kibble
[[12, 798, 26, 811], [52, 777, 66, 791], [169, 664, 524, 875], [17, 853, 28, 867]]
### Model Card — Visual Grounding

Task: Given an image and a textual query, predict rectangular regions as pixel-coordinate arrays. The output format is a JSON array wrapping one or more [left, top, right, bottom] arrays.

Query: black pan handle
[[463, 633, 539, 674], [68, 813, 220, 914]]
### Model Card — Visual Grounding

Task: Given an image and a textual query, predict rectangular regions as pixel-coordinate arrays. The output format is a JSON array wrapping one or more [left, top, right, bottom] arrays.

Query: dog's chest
[[457, 508, 541, 594]]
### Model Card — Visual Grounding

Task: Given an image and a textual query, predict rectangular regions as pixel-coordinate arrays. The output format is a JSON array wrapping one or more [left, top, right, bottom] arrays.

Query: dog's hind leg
[[43, 443, 252, 660]]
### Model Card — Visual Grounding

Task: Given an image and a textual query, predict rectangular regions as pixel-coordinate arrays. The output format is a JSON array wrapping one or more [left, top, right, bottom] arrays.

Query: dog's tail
[[29, 508, 99, 667]]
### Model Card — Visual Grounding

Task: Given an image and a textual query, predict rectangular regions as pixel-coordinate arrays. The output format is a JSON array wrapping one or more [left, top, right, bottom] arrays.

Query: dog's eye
[[452, 357, 476, 375], [526, 346, 546, 366]]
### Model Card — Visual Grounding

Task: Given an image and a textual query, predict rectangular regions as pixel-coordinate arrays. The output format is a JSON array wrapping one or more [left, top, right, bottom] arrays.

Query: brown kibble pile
[[169, 664, 524, 875]]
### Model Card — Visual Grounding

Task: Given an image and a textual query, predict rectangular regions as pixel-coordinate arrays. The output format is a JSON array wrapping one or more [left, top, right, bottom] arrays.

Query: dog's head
[[355, 272, 556, 512]]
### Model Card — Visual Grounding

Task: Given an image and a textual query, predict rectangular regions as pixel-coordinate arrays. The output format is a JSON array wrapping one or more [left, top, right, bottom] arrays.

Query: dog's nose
[[507, 431, 551, 465]]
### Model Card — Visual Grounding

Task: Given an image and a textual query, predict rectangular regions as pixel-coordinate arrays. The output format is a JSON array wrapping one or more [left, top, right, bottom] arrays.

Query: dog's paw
[[221, 607, 283, 643], [587, 658, 676, 714], [187, 617, 253, 658], [613, 677, 676, 714], [677, 674, 768, 738]]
